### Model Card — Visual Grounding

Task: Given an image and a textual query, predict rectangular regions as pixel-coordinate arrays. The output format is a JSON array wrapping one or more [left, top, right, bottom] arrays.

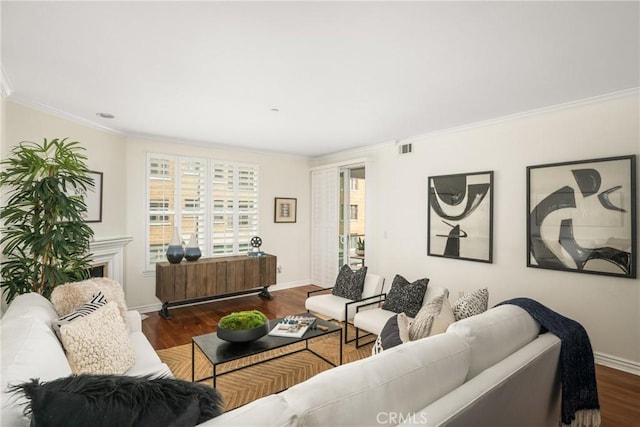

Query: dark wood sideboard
[[155, 254, 277, 318]]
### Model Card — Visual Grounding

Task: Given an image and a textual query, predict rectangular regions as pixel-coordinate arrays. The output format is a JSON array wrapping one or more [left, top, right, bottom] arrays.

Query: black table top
[[192, 314, 341, 365]]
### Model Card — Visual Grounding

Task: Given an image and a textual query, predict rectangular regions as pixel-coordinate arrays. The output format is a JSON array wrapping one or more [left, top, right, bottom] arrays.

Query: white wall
[[3, 102, 128, 238], [2, 101, 312, 312], [313, 92, 640, 370]]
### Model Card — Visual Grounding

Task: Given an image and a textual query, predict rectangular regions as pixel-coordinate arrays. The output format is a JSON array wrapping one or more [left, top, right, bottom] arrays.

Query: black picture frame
[[527, 155, 636, 278], [428, 170, 494, 263], [274, 197, 297, 223]]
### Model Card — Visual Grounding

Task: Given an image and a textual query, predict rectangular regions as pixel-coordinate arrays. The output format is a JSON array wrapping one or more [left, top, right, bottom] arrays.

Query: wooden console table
[[155, 254, 276, 319]]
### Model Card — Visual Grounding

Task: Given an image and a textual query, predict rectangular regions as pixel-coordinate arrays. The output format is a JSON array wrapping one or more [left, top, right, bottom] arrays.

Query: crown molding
[[406, 87, 640, 144], [6, 94, 124, 136], [316, 88, 640, 160]]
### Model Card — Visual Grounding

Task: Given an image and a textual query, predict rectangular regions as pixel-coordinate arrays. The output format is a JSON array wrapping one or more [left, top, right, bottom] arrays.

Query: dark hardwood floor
[[142, 285, 640, 427]]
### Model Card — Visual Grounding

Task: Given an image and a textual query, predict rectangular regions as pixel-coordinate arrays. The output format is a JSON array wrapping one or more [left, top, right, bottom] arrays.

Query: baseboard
[[131, 280, 311, 314], [594, 351, 640, 376], [133, 302, 163, 314], [268, 280, 311, 292]]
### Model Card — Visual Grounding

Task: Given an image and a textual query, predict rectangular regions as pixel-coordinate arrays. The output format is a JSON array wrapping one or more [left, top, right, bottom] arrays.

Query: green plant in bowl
[[219, 310, 267, 329], [217, 310, 269, 343]]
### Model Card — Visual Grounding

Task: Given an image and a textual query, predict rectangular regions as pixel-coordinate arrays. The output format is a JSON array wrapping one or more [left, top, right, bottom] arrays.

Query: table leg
[[339, 328, 343, 365], [191, 341, 195, 382]]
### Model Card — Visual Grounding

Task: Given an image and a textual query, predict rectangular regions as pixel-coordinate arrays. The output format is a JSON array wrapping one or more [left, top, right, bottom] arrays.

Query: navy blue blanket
[[496, 298, 600, 426]]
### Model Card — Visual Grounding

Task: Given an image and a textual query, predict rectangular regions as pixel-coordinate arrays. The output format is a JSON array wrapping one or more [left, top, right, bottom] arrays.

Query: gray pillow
[[332, 265, 367, 300], [372, 313, 410, 355], [382, 275, 429, 318]]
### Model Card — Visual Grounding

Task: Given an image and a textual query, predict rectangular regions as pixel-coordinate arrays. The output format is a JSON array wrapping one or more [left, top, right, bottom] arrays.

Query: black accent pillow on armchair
[[382, 274, 429, 318], [9, 374, 224, 427], [332, 264, 368, 300]]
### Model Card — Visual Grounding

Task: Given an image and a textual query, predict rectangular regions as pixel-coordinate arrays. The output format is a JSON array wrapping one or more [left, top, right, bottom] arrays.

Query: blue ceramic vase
[[166, 227, 184, 264], [185, 233, 202, 262]]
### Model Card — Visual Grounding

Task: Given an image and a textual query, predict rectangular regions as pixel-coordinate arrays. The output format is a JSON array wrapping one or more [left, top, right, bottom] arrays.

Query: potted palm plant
[[0, 138, 95, 303]]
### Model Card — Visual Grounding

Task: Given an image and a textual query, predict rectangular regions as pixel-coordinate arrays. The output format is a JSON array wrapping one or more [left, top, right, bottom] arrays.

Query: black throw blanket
[[496, 298, 600, 426]]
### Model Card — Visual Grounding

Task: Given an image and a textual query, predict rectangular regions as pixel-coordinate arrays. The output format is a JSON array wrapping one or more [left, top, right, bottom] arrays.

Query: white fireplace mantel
[[89, 236, 133, 285]]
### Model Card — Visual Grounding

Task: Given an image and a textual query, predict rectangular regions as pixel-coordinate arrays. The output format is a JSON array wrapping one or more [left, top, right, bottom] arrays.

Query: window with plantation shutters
[[145, 153, 259, 270]]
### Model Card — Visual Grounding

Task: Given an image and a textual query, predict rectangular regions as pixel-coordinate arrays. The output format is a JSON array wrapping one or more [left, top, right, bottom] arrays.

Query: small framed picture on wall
[[74, 170, 103, 223], [274, 197, 297, 223]]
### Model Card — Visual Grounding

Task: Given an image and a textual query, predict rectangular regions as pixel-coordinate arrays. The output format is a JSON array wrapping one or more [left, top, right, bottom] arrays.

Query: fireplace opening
[[89, 263, 108, 278]]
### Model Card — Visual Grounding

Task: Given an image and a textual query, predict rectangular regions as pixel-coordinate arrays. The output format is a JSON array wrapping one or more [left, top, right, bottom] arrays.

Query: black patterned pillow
[[371, 313, 410, 355], [332, 265, 367, 300], [382, 275, 429, 318], [452, 288, 489, 321]]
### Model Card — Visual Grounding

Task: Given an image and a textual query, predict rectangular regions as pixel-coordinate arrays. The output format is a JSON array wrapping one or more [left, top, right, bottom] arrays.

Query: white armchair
[[353, 285, 449, 347], [305, 273, 385, 343]]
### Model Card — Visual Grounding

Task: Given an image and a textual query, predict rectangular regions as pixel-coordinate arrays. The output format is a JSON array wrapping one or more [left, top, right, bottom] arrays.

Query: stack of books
[[268, 315, 317, 338]]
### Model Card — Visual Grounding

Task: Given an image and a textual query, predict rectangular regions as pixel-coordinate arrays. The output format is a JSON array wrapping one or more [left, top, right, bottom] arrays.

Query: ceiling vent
[[398, 143, 413, 155]]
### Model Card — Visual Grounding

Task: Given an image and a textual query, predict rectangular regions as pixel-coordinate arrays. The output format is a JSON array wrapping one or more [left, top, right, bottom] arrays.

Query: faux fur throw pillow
[[51, 278, 128, 323], [60, 301, 135, 375], [8, 374, 224, 427]]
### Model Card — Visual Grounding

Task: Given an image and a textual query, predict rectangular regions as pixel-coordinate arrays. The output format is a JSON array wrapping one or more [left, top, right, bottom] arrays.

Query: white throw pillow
[[60, 301, 135, 375], [430, 297, 456, 336], [409, 294, 444, 340], [452, 288, 489, 321], [409, 294, 455, 340]]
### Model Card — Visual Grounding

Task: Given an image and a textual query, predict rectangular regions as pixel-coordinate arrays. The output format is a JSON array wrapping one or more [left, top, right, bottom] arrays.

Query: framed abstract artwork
[[274, 197, 297, 223], [527, 155, 636, 278], [428, 171, 493, 263]]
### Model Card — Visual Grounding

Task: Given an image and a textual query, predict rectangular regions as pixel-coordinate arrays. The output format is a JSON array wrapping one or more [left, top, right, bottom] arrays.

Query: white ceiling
[[2, 1, 638, 158]]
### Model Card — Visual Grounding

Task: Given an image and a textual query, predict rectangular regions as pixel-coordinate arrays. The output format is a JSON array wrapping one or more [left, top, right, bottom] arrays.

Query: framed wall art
[[274, 197, 297, 223], [527, 155, 636, 278], [428, 170, 493, 263], [78, 171, 103, 223]]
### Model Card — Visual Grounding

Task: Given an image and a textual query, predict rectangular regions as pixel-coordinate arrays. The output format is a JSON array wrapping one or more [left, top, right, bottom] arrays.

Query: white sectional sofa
[[202, 303, 562, 426], [1, 292, 172, 426], [2, 291, 562, 427]]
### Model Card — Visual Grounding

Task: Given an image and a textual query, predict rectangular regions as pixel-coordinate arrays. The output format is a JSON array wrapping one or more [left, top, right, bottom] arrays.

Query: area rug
[[157, 325, 374, 410]]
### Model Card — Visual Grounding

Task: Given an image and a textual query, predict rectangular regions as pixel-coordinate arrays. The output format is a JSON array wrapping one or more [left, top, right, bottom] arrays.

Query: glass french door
[[339, 165, 365, 269]]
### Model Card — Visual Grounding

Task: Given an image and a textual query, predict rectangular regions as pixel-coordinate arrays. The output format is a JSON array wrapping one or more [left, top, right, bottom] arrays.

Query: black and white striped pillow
[[53, 291, 108, 341]]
